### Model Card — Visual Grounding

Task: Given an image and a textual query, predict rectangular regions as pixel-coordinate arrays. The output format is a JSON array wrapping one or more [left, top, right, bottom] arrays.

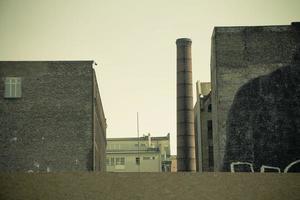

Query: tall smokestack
[[176, 38, 196, 172]]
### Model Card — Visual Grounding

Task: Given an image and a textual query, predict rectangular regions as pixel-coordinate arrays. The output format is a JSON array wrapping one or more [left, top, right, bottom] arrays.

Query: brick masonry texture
[[0, 61, 106, 172], [211, 24, 300, 171], [224, 63, 300, 172]]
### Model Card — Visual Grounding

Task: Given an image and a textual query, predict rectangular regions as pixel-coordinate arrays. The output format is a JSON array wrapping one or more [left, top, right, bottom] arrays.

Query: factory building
[[194, 81, 214, 172], [211, 22, 300, 172], [0, 61, 107, 172], [106, 134, 171, 172]]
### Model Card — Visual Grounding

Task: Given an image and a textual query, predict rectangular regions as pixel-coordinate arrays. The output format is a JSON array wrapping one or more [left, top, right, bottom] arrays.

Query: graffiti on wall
[[223, 51, 300, 172]]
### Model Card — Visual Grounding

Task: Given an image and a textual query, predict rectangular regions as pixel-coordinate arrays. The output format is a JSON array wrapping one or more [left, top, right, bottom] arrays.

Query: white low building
[[106, 134, 171, 172]]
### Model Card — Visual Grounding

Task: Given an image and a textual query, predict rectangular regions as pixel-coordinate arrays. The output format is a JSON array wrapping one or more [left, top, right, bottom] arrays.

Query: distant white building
[[106, 134, 171, 172]]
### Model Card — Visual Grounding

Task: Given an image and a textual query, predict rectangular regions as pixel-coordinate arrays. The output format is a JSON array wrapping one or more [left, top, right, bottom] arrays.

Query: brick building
[[0, 61, 107, 172], [211, 22, 300, 171], [194, 81, 213, 172]]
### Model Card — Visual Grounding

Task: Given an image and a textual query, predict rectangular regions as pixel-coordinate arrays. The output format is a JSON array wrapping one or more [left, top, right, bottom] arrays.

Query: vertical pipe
[[195, 81, 203, 172], [148, 133, 151, 147], [176, 38, 196, 171]]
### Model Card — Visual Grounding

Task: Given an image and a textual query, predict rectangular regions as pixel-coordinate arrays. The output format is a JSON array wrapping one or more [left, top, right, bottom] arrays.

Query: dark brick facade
[[224, 63, 300, 172], [211, 23, 300, 171], [0, 61, 106, 172]]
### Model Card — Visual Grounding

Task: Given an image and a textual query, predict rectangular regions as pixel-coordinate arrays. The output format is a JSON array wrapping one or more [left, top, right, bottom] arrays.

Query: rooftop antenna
[[137, 112, 140, 172]]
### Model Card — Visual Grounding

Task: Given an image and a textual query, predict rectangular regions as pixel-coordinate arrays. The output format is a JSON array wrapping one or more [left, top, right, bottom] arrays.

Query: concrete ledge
[[0, 172, 299, 200]]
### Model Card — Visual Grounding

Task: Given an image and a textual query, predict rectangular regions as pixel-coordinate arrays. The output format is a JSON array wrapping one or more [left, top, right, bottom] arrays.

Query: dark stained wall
[[93, 70, 107, 171], [194, 91, 213, 172], [224, 63, 300, 172], [0, 61, 105, 172], [211, 23, 300, 171], [200, 94, 213, 172]]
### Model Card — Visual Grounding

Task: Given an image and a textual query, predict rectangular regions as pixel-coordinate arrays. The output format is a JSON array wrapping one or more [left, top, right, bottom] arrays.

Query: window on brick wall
[[208, 104, 212, 112], [208, 146, 214, 168], [4, 77, 22, 98], [207, 120, 213, 140]]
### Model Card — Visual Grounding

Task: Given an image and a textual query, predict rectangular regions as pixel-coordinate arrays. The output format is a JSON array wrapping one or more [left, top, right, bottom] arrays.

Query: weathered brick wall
[[200, 95, 212, 171], [93, 70, 107, 171], [0, 61, 94, 172], [211, 24, 300, 171]]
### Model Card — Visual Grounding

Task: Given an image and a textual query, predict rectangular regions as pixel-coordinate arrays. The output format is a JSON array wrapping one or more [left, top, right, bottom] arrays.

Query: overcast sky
[[0, 0, 299, 154]]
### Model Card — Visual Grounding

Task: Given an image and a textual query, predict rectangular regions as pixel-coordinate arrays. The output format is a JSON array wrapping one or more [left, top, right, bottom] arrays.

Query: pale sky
[[0, 0, 299, 154]]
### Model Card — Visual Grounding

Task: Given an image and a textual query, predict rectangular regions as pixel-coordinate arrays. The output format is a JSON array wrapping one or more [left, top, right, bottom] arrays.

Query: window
[[110, 144, 120, 150], [4, 77, 22, 98], [116, 157, 125, 165], [106, 158, 110, 166], [207, 120, 213, 140], [143, 156, 155, 160], [111, 157, 115, 166], [143, 157, 150, 160], [136, 157, 140, 165], [208, 104, 212, 112], [208, 146, 214, 168]]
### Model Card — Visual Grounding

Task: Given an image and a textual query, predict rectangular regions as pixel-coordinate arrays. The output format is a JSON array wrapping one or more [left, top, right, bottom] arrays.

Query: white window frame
[[4, 77, 22, 98]]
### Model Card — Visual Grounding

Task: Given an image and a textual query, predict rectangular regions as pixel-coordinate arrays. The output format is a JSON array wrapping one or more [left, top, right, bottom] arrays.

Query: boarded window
[[4, 77, 22, 98]]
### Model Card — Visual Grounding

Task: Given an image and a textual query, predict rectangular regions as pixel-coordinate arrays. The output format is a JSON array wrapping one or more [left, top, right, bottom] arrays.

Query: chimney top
[[176, 38, 192, 45]]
